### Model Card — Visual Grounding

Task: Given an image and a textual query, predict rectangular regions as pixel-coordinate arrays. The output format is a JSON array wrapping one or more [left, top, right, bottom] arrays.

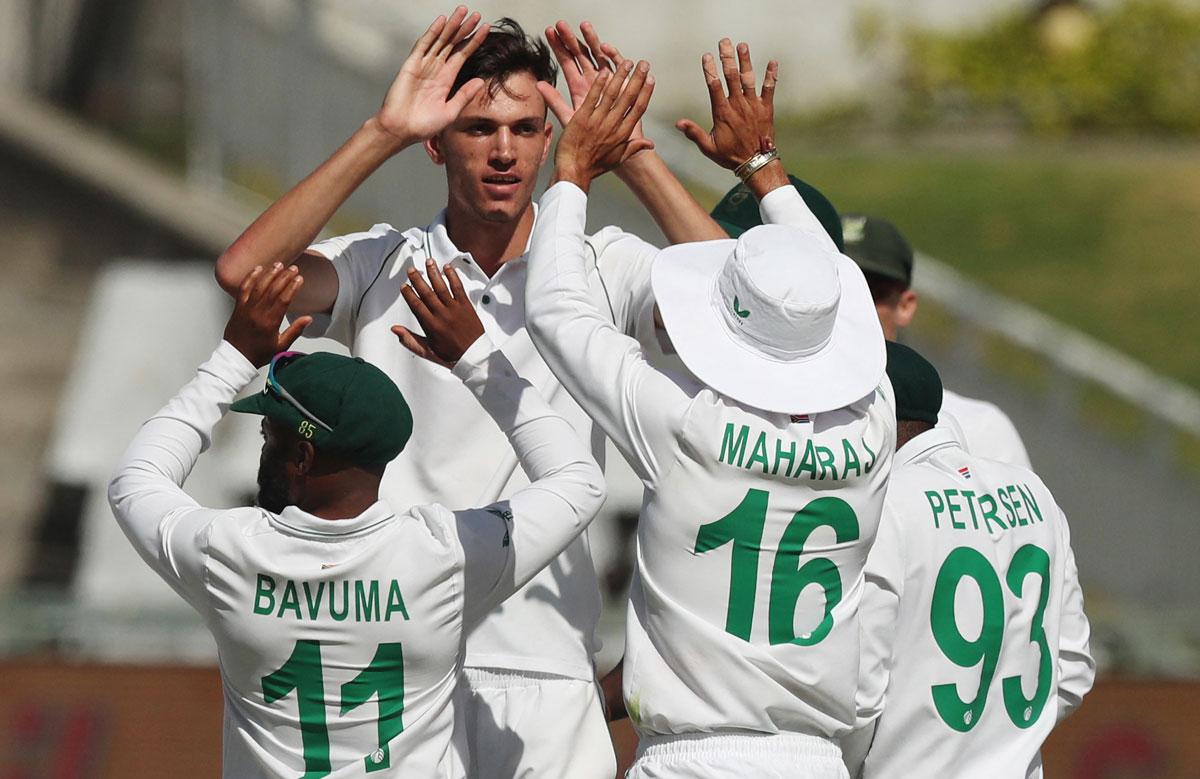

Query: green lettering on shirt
[[926, 491, 946, 529], [794, 440, 818, 479], [979, 494, 1008, 533], [355, 579, 380, 622], [254, 574, 276, 615], [815, 445, 837, 480], [774, 439, 797, 476], [719, 423, 750, 467], [278, 580, 302, 619], [841, 439, 862, 480], [385, 580, 410, 621], [330, 581, 350, 621], [747, 432, 770, 473]]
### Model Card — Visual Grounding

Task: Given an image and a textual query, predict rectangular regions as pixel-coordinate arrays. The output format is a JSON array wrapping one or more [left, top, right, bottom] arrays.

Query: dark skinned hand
[[676, 39, 779, 170], [223, 263, 313, 367], [551, 59, 656, 193], [394, 259, 485, 368]]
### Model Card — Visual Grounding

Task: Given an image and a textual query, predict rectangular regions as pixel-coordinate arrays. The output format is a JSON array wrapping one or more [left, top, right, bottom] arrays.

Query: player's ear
[[895, 289, 918, 329], [539, 120, 553, 165], [294, 440, 317, 477], [425, 136, 445, 166]]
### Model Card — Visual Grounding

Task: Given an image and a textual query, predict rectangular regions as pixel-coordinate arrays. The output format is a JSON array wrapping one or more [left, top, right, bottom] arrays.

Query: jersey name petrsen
[[922, 482, 1045, 533], [852, 428, 1094, 779]]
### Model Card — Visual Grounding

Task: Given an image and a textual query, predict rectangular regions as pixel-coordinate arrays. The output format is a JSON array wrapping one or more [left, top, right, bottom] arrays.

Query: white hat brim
[[652, 239, 886, 414]]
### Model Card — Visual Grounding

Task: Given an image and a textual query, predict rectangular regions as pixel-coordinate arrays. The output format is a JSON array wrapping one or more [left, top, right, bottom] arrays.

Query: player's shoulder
[[309, 222, 416, 262], [195, 507, 277, 559], [941, 388, 1016, 429], [394, 502, 465, 558], [584, 224, 657, 260]]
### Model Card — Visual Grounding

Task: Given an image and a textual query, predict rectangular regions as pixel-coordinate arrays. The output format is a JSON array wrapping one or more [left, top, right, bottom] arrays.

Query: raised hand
[[552, 60, 656, 192], [540, 21, 649, 166], [375, 6, 490, 147], [224, 264, 313, 367], [394, 260, 485, 368], [676, 40, 778, 170]]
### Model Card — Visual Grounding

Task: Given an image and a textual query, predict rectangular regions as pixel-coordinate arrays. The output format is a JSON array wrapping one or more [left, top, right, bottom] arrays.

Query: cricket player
[[713, 200, 1032, 467], [108, 262, 606, 777], [527, 45, 894, 777], [842, 342, 1094, 778], [212, 9, 724, 776]]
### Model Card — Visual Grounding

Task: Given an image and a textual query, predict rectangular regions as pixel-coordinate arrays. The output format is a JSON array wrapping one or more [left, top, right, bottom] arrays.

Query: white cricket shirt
[[108, 338, 604, 778], [846, 428, 1093, 779], [302, 210, 654, 680], [527, 181, 897, 739], [939, 388, 1032, 468]]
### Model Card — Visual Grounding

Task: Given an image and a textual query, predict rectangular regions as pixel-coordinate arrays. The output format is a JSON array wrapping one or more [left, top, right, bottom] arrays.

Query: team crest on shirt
[[958, 466, 972, 479]]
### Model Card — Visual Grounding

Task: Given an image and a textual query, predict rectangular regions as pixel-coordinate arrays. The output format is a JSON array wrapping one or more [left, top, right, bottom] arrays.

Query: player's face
[[256, 419, 293, 513], [874, 289, 918, 341], [428, 71, 553, 224]]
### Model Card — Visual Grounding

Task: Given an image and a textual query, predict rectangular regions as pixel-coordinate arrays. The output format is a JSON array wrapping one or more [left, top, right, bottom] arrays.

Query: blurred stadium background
[[1, 0, 1198, 776]]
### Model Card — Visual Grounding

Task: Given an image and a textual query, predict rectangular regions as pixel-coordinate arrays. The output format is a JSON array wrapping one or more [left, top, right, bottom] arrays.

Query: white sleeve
[[588, 226, 659, 339], [1055, 510, 1095, 721], [758, 185, 839, 252], [450, 335, 607, 627], [106, 341, 260, 610], [980, 408, 1032, 470], [843, 501, 906, 775], [301, 224, 408, 344], [526, 181, 693, 485]]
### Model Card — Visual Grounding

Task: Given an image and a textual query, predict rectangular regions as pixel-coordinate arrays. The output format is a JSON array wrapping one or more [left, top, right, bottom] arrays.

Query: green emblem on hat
[[732, 296, 750, 319]]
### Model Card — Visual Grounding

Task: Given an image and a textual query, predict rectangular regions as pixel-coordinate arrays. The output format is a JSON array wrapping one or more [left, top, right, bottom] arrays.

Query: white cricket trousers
[[459, 668, 617, 779], [627, 732, 849, 779]]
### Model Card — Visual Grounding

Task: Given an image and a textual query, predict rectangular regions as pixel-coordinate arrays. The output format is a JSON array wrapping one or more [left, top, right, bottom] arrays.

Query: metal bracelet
[[733, 149, 780, 182]]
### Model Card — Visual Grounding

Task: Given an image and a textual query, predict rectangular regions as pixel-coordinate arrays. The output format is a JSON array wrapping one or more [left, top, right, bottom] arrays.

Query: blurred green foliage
[[897, 0, 1200, 135]]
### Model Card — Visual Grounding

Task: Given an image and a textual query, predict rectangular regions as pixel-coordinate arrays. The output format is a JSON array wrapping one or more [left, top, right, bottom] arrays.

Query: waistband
[[636, 731, 843, 764]]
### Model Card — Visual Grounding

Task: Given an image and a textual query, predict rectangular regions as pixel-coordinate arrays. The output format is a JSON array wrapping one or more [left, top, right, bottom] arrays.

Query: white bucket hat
[[652, 223, 886, 414]]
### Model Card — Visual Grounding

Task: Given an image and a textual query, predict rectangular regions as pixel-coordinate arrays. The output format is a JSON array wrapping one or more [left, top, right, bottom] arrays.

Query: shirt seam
[[353, 234, 409, 327]]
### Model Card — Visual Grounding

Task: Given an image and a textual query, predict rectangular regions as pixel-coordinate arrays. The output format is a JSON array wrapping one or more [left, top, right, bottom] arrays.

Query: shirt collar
[[403, 203, 540, 267], [896, 426, 961, 467], [273, 500, 396, 538]]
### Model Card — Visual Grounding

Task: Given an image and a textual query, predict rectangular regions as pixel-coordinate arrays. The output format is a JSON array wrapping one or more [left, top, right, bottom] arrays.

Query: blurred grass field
[[769, 136, 1200, 390]]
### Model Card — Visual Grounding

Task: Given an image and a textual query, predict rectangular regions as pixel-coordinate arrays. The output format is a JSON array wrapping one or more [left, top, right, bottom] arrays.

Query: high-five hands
[[375, 6, 490, 148], [551, 60, 656, 192], [676, 40, 779, 170], [394, 260, 486, 368], [224, 264, 313, 368], [539, 21, 649, 166]]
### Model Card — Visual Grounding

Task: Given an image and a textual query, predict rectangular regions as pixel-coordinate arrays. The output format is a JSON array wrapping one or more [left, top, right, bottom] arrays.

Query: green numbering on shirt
[[694, 488, 860, 645], [263, 640, 406, 776], [929, 544, 1052, 733]]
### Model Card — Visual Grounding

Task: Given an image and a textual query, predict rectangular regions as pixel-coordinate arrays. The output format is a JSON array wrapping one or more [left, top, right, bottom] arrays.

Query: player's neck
[[296, 474, 381, 521], [443, 202, 535, 278]]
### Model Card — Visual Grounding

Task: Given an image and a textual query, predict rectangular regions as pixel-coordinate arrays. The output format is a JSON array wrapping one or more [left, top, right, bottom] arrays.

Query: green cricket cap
[[840, 214, 913, 287], [231, 352, 413, 467], [710, 175, 844, 251], [885, 341, 942, 425]]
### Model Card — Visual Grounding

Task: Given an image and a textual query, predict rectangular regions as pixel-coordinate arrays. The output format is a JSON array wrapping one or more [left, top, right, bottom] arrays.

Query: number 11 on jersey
[[263, 640, 406, 776]]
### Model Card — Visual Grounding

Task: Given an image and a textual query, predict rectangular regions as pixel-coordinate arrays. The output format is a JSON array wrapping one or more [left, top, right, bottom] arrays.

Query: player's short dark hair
[[864, 271, 909, 306], [451, 18, 558, 101]]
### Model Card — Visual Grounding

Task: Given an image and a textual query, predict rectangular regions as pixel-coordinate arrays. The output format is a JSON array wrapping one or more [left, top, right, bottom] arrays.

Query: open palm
[[376, 6, 490, 145]]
